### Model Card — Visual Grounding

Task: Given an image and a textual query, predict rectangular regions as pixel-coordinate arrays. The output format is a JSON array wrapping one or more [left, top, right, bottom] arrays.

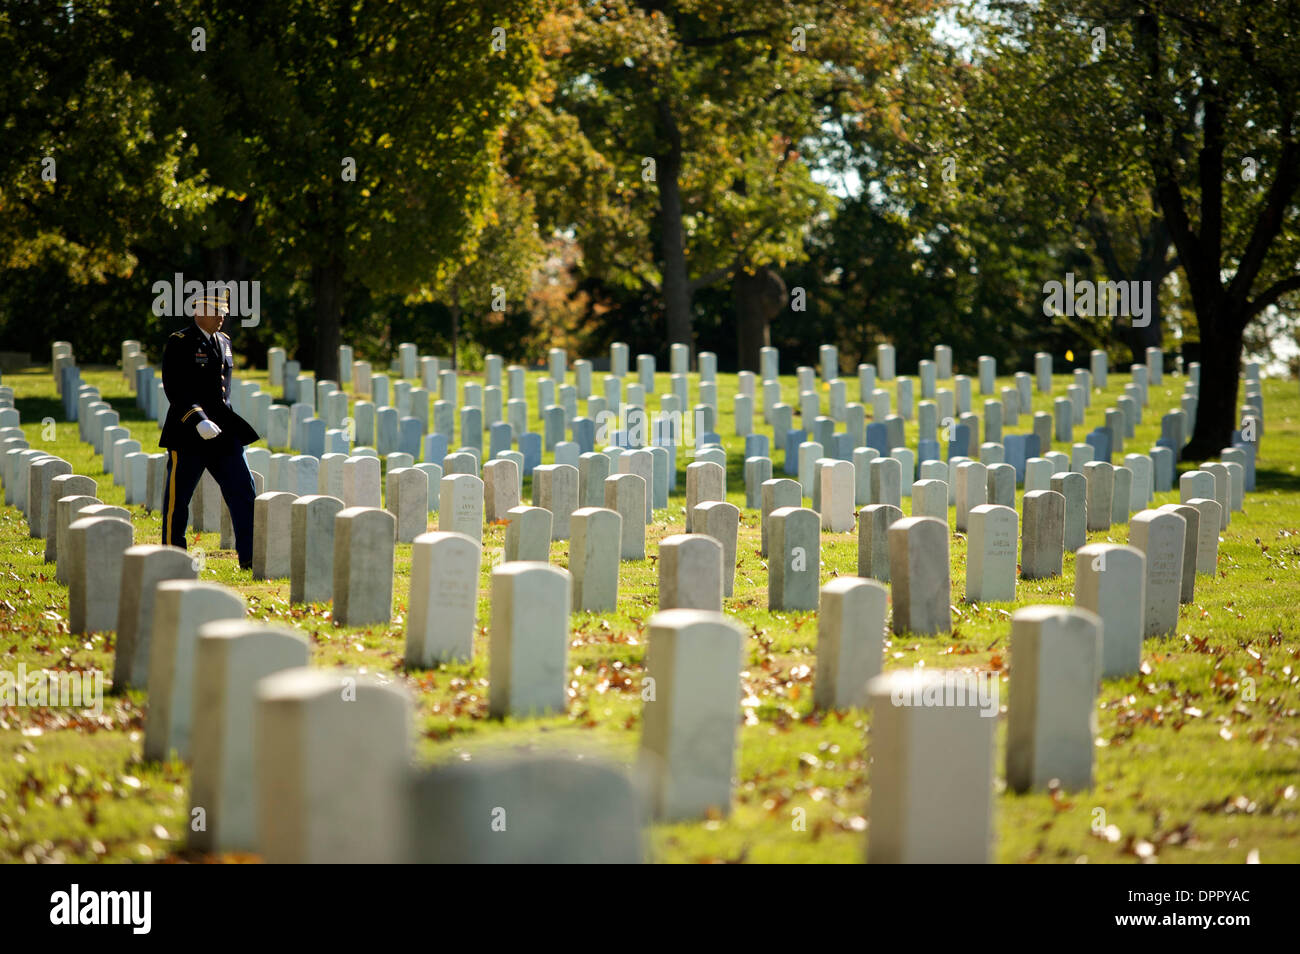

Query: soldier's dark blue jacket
[[159, 324, 259, 452]]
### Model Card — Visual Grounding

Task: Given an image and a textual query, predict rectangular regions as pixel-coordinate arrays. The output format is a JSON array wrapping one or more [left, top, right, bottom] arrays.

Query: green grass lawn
[[1, 359, 1297, 863]]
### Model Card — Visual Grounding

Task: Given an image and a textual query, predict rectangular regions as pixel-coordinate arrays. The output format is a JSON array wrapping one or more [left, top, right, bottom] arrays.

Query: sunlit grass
[[1, 361, 1297, 863]]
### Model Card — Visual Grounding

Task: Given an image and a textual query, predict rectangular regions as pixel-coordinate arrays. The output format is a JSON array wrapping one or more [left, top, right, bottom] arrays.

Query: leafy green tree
[[529, 0, 932, 368], [0, 1, 220, 356], [412, 173, 546, 369], [105, 0, 546, 380], [941, 0, 1300, 455]]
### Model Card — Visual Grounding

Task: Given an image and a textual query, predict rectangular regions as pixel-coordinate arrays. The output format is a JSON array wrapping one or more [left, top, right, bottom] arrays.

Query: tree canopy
[[2, 0, 1296, 451]]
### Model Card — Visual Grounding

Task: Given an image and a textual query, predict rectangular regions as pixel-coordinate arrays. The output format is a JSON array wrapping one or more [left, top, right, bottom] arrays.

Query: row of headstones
[[15, 410, 1241, 636], [788, 437, 1165, 505], [8, 393, 1243, 696], [84, 339, 427, 464], [17, 435, 1064, 658], [5, 373, 348, 563], [174, 446, 661, 545], [774, 352, 1190, 468], [44, 449, 637, 632], [692, 456, 1231, 630], [0, 371, 687, 543], [1046, 356, 1261, 493], [754, 403, 1252, 657], [50, 367, 490, 541], [11, 479, 700, 860], [299, 337, 1253, 512], [268, 455, 673, 618], [219, 361, 672, 478], [55, 340, 648, 536], [393, 433, 1245, 644], [770, 426, 1249, 537], [46, 343, 1256, 654], [249, 338, 1062, 476], [1241, 364, 1267, 446], [823, 347, 1254, 473], [40, 504, 1157, 863], [262, 340, 737, 459], [31, 364, 679, 576], [50, 341, 87, 421], [257, 359, 745, 465], [81, 339, 172, 425], [854, 342, 1162, 387], [46, 384, 234, 527], [0, 393, 631, 864], [279, 356, 1252, 519], [190, 386, 1205, 548], [13, 372, 1264, 864], [235, 344, 1174, 514], [0, 386, 147, 613], [69, 334, 1261, 481], [127, 551, 1233, 862], [240, 455, 741, 615], [50, 422, 1243, 626], [286, 341, 743, 398], [854, 478, 1227, 631], [762, 354, 1230, 528], [179, 593, 1176, 863], [774, 348, 1112, 433], [1, 486, 1244, 864], [10, 368, 1252, 622], [45, 340, 128, 426], [262, 339, 1105, 456], [0, 481, 638, 861], [168, 335, 1216, 528], [776, 354, 1258, 502]]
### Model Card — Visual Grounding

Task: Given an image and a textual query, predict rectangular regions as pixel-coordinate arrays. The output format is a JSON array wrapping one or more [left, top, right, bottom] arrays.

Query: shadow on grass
[[1255, 467, 1300, 494], [13, 365, 150, 428], [13, 394, 65, 424], [1178, 455, 1300, 495], [16, 393, 151, 427]]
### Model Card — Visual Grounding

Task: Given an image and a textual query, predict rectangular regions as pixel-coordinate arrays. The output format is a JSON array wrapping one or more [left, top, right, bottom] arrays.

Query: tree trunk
[[311, 258, 343, 382], [1124, 251, 1167, 365], [1087, 204, 1171, 366], [1128, 214, 1172, 363], [1116, 288, 1164, 366], [1184, 312, 1244, 460], [655, 97, 692, 354], [450, 303, 461, 371], [734, 266, 787, 371], [204, 199, 256, 352], [658, 152, 692, 353]]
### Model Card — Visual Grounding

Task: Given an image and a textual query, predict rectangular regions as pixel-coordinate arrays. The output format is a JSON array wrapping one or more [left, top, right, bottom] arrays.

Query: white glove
[[197, 420, 222, 440]]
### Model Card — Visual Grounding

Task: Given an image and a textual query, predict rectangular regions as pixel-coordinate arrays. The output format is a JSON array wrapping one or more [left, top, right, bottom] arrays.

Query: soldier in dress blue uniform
[[159, 290, 260, 568]]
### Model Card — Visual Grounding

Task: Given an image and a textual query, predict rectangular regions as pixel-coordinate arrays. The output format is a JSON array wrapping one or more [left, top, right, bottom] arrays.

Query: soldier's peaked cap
[[196, 288, 231, 314]]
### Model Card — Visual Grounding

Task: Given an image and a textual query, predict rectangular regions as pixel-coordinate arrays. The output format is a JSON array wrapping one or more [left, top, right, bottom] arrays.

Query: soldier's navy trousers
[[160, 445, 256, 568]]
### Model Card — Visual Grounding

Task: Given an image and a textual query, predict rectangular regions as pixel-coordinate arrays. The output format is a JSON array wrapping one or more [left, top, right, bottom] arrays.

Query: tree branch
[[681, 27, 774, 49], [1198, 81, 1225, 283], [689, 263, 735, 293], [1247, 273, 1300, 319], [1137, 12, 1204, 296], [1227, 138, 1300, 308], [1085, 201, 1126, 279]]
